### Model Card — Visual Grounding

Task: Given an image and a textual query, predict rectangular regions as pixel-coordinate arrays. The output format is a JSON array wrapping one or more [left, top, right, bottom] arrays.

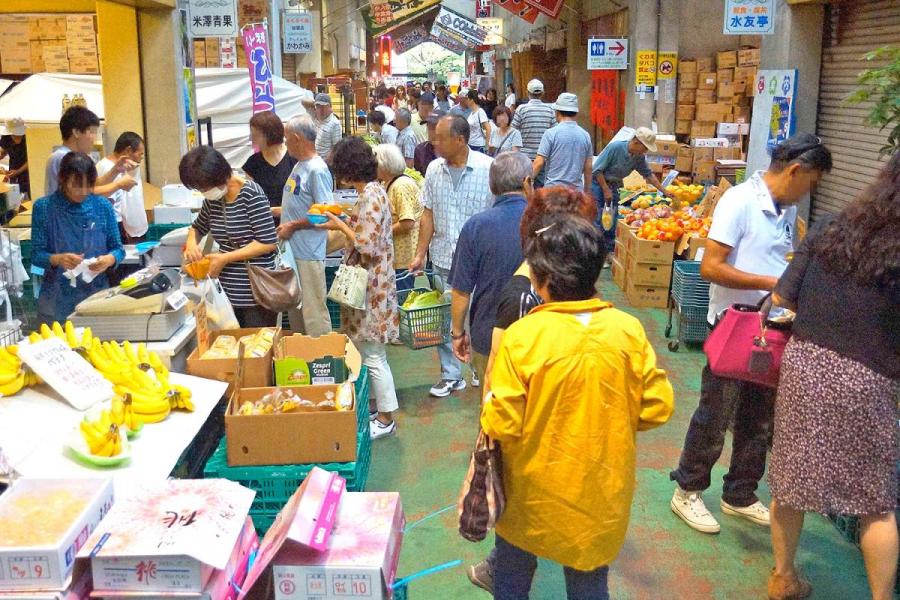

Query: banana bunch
[[29, 320, 94, 353], [111, 394, 142, 433], [79, 413, 123, 457], [0, 343, 41, 396]]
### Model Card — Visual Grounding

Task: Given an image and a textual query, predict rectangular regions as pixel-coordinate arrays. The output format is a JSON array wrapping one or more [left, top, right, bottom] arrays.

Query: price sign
[[167, 290, 188, 311], [283, 12, 313, 54], [18, 337, 113, 410]]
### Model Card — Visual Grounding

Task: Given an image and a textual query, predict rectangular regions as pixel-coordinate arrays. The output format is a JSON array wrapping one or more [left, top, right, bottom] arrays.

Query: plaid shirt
[[421, 150, 494, 270]]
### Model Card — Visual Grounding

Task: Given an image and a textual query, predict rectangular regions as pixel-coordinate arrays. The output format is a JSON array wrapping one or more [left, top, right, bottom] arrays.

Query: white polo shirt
[[706, 171, 796, 324]]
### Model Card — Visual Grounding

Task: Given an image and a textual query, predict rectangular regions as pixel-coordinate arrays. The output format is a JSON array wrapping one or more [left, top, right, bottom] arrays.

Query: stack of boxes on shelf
[[675, 47, 759, 183], [0, 14, 99, 75], [611, 221, 675, 309], [191, 0, 267, 69]]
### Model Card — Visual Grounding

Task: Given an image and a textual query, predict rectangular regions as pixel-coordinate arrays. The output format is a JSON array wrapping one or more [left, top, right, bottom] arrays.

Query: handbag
[[458, 425, 506, 543], [703, 294, 792, 388], [327, 249, 368, 311], [489, 129, 515, 157], [222, 200, 301, 313]]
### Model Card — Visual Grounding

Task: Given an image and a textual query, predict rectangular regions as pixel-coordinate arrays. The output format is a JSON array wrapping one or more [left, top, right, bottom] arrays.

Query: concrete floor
[[367, 269, 874, 599]]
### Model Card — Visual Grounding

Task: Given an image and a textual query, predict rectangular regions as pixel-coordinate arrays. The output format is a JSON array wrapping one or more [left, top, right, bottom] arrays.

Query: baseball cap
[[527, 79, 544, 93], [314, 93, 332, 106], [2, 117, 25, 136], [633, 127, 658, 153], [551, 92, 579, 113]]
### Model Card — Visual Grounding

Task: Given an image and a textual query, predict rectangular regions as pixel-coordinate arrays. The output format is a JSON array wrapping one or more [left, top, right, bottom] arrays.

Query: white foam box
[[0, 479, 114, 592], [153, 206, 193, 225]]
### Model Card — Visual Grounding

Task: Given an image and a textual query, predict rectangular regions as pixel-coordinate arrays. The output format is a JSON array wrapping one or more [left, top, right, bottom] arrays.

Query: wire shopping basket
[[396, 271, 451, 350]]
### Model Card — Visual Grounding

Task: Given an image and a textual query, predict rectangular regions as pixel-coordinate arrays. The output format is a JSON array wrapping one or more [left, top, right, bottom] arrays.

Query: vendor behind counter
[[31, 152, 124, 325]]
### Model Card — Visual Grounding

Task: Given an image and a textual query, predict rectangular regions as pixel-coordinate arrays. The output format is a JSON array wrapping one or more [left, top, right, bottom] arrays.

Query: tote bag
[[458, 424, 506, 542], [327, 250, 368, 311], [704, 295, 792, 388]]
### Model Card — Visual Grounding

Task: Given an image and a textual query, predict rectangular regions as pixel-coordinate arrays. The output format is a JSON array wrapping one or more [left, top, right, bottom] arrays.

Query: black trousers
[[232, 305, 278, 328]]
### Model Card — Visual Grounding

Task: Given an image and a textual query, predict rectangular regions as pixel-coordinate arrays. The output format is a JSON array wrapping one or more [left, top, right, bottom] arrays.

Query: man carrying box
[[592, 127, 672, 253]]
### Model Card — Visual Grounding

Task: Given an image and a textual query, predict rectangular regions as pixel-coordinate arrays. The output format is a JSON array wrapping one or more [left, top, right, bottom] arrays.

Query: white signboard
[[430, 6, 489, 49], [587, 38, 628, 70], [18, 337, 113, 410], [747, 69, 798, 175], [188, 0, 238, 38], [283, 12, 313, 53], [477, 17, 504, 45], [725, 0, 774, 35]]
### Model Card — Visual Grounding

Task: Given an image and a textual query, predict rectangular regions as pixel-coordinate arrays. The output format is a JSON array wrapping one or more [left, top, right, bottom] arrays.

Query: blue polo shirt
[[448, 193, 527, 355]]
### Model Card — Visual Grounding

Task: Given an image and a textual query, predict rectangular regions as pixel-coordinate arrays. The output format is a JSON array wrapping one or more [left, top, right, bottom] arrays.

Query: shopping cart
[[396, 271, 451, 350], [664, 260, 710, 352]]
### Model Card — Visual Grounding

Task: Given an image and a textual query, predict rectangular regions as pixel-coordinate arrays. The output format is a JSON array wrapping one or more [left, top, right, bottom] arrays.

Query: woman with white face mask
[[179, 146, 279, 327]]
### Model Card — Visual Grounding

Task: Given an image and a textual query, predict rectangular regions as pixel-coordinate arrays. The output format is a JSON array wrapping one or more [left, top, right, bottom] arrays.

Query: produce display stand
[[664, 260, 711, 352]]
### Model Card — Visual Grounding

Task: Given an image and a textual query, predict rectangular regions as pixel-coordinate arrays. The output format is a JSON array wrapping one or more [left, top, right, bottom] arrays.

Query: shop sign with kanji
[[724, 0, 774, 35], [188, 0, 238, 38]]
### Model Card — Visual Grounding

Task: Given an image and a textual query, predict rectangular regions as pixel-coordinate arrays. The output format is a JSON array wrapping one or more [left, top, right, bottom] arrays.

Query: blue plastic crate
[[676, 302, 710, 343], [672, 260, 710, 309]]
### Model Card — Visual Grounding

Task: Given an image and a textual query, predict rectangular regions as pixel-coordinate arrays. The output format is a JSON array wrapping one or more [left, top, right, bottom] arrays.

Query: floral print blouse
[[342, 182, 400, 344]]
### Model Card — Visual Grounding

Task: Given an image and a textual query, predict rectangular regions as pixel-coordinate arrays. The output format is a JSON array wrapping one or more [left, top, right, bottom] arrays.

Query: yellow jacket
[[480, 299, 674, 571]]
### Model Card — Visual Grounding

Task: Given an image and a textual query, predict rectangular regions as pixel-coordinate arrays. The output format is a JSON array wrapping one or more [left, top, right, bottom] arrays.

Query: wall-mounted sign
[[724, 0, 774, 35], [657, 51, 677, 79], [587, 37, 628, 70], [283, 12, 313, 54], [188, 0, 237, 38], [747, 69, 797, 174], [635, 49, 657, 87], [477, 17, 504, 45]]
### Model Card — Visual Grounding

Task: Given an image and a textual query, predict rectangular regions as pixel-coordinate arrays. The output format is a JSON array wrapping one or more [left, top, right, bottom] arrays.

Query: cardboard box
[[65, 15, 95, 36], [717, 81, 735, 98], [693, 159, 717, 182], [186, 326, 282, 390], [738, 47, 760, 67], [653, 140, 680, 158], [621, 226, 674, 265], [624, 280, 668, 308], [695, 89, 717, 105], [680, 59, 697, 73], [69, 57, 99, 74], [624, 255, 673, 287], [225, 383, 358, 466], [695, 57, 714, 72], [28, 17, 42, 41], [675, 119, 692, 135], [611, 257, 626, 289], [39, 17, 67, 40], [716, 50, 737, 69], [698, 72, 717, 90], [204, 37, 220, 55], [0, 55, 31, 75], [716, 68, 734, 84], [696, 103, 730, 123], [78, 480, 254, 594], [676, 104, 695, 120], [734, 66, 756, 84], [675, 153, 693, 173], [193, 40, 206, 64], [274, 333, 361, 387], [0, 16, 28, 44], [0, 478, 114, 592], [714, 145, 741, 160], [684, 235, 707, 260], [676, 87, 696, 103], [733, 105, 752, 123], [271, 493, 404, 600], [613, 239, 628, 264], [679, 72, 699, 89], [690, 121, 716, 139]]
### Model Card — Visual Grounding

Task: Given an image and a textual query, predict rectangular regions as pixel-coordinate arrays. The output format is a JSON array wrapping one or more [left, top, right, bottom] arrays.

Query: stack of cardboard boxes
[[675, 47, 759, 182], [191, 37, 223, 68], [0, 14, 99, 75], [611, 221, 675, 309]]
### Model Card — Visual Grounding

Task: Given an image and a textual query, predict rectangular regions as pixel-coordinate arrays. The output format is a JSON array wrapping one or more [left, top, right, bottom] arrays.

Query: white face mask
[[202, 185, 227, 201]]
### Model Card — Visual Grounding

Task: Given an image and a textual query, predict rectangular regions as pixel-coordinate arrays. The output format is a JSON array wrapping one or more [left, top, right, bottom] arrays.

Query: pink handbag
[[703, 296, 792, 388]]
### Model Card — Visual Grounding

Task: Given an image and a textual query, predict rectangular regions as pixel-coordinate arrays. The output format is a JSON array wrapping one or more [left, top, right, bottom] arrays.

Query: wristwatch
[[451, 331, 466, 340]]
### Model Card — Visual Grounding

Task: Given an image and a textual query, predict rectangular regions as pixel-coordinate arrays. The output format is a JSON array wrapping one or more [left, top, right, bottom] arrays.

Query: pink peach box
[[74, 480, 255, 594]]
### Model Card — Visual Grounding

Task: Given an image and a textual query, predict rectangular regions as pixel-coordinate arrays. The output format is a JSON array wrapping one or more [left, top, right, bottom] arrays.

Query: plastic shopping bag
[[601, 203, 614, 231], [182, 276, 239, 330]]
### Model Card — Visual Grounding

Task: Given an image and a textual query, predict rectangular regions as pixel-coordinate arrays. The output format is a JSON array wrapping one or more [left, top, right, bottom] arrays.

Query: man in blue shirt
[[592, 127, 670, 247], [278, 114, 334, 336], [448, 151, 533, 384], [532, 93, 593, 190]]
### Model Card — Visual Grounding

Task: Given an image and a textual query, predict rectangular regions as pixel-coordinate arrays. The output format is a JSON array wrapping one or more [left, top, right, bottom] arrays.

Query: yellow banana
[[64, 321, 78, 348], [0, 372, 25, 396], [40, 323, 52, 339], [131, 367, 163, 393], [28, 331, 41, 344], [137, 343, 151, 365], [136, 407, 169, 423], [5, 345, 17, 356], [111, 398, 125, 426], [51, 321, 65, 339], [81, 327, 93, 350], [122, 341, 139, 365], [0, 347, 20, 369], [79, 421, 105, 453]]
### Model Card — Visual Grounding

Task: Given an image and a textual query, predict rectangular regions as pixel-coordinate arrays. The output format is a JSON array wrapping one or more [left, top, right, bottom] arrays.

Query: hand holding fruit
[[205, 252, 229, 278]]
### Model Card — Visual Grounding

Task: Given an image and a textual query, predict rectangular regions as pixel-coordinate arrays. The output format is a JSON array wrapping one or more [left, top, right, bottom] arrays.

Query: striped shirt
[[396, 126, 418, 160], [315, 113, 343, 159], [511, 99, 556, 160], [192, 181, 278, 307]]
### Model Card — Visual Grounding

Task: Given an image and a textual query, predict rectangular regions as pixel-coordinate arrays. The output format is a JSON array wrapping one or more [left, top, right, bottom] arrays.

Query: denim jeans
[[494, 535, 609, 600], [670, 363, 776, 507], [431, 265, 462, 381]]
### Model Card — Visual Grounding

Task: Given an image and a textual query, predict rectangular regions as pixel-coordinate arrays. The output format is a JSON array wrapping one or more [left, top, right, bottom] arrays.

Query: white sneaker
[[429, 379, 466, 397], [721, 499, 770, 527], [671, 487, 721, 534], [471, 372, 480, 388], [369, 419, 396, 440]]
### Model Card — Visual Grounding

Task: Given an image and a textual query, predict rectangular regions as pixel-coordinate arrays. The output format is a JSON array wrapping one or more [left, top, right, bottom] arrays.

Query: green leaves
[[846, 45, 900, 157]]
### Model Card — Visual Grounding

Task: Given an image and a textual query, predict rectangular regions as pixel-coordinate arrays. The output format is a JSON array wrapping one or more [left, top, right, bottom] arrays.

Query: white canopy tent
[[0, 79, 16, 99], [0, 69, 313, 166]]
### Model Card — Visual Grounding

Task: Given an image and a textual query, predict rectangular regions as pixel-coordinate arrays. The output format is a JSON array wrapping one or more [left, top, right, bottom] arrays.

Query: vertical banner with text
[[242, 24, 276, 113]]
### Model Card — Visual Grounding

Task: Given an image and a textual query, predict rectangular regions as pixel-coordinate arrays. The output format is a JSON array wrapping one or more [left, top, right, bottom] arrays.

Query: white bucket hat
[[2, 118, 25, 136], [551, 92, 579, 113]]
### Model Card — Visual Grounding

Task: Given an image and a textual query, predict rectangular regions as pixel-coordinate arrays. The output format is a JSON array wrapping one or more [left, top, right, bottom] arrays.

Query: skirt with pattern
[[769, 337, 899, 515]]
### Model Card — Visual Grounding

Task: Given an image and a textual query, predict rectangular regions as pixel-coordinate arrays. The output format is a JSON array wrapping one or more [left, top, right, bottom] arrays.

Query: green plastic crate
[[324, 265, 342, 329], [145, 223, 187, 242]]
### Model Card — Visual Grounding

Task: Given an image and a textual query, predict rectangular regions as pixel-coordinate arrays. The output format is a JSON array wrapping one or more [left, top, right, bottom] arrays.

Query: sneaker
[[429, 379, 466, 398], [471, 372, 480, 388], [369, 419, 396, 440], [369, 409, 378, 422], [466, 559, 493, 594], [721, 499, 770, 527], [767, 568, 812, 600], [670, 486, 721, 533]]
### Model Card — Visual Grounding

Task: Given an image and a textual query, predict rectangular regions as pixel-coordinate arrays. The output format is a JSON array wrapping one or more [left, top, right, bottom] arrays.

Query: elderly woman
[[317, 137, 400, 440], [373, 144, 422, 292], [242, 110, 296, 220], [180, 146, 279, 328], [32, 152, 124, 325]]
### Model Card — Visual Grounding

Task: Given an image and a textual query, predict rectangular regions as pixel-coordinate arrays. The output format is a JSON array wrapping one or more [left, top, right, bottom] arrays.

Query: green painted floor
[[367, 269, 873, 599]]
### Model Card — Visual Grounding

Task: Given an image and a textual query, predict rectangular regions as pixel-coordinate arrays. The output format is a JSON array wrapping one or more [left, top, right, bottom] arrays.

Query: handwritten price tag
[[19, 337, 113, 410]]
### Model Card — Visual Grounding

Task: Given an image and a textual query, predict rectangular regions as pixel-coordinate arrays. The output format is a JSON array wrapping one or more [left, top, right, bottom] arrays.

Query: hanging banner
[[476, 0, 492, 18], [429, 34, 466, 55], [657, 51, 677, 79], [635, 49, 657, 88], [283, 12, 313, 54], [393, 25, 430, 54], [477, 18, 504, 45], [188, 0, 237, 38], [430, 6, 489, 49], [725, 0, 774, 35], [522, 0, 565, 19], [495, 0, 539, 23], [370, 0, 441, 27], [242, 24, 276, 113], [590, 70, 620, 138]]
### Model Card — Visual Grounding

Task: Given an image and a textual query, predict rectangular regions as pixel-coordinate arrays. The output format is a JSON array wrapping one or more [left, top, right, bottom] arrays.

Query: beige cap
[[527, 79, 544, 93], [633, 126, 658, 153], [2, 118, 25, 136]]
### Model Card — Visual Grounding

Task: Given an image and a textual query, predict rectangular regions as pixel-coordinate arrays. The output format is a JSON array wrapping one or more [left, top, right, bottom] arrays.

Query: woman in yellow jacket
[[481, 213, 675, 599]]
